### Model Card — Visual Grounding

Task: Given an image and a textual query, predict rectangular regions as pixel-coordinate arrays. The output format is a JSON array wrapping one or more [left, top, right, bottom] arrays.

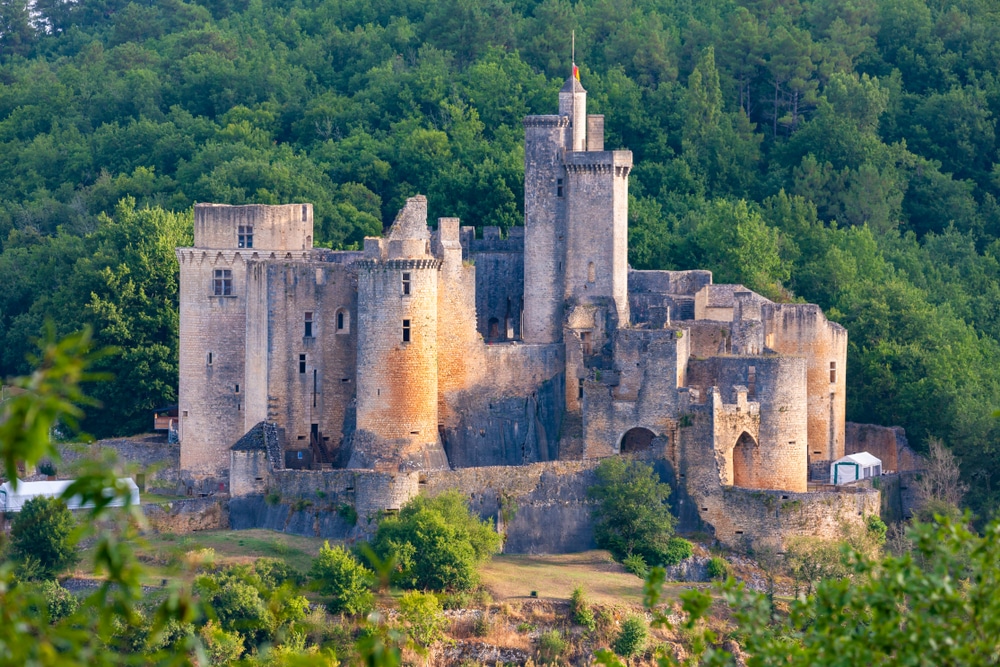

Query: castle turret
[[350, 196, 449, 471], [558, 67, 587, 152]]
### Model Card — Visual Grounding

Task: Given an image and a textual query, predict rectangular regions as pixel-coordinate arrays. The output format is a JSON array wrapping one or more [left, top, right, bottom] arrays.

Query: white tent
[[830, 452, 882, 485], [0, 478, 140, 512]]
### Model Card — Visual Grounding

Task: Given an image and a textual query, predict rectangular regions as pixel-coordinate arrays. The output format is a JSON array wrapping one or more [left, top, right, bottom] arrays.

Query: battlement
[[193, 203, 313, 251], [462, 225, 525, 254], [523, 115, 571, 128]]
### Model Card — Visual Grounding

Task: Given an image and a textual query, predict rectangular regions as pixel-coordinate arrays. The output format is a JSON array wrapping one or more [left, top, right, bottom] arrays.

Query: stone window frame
[[402, 272, 411, 296], [238, 225, 253, 249], [299, 354, 307, 374], [829, 361, 837, 384], [557, 178, 564, 197], [304, 311, 314, 338], [402, 319, 411, 343], [335, 308, 350, 334], [212, 269, 233, 296]]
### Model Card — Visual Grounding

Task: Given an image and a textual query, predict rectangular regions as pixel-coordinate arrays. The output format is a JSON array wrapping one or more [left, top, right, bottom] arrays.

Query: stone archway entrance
[[732, 431, 757, 487], [620, 427, 656, 454]]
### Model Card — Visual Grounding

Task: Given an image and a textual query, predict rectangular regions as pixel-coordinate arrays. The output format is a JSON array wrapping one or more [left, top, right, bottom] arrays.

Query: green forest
[[1, 0, 999, 517]]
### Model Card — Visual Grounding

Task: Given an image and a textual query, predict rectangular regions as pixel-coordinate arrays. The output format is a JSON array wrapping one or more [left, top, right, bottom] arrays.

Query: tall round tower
[[349, 196, 449, 471]]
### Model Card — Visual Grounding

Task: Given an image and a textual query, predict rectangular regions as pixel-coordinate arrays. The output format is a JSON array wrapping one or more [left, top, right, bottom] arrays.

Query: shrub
[[370, 490, 502, 591], [398, 590, 446, 649], [39, 580, 79, 621], [536, 629, 567, 664], [867, 514, 888, 546], [658, 537, 694, 566], [264, 491, 281, 506], [253, 557, 305, 588], [337, 503, 358, 526], [623, 553, 648, 578], [707, 556, 731, 580], [587, 458, 678, 566], [614, 615, 648, 658], [10, 496, 79, 579], [570, 586, 596, 631], [37, 460, 56, 476], [472, 611, 492, 637], [309, 541, 374, 615]]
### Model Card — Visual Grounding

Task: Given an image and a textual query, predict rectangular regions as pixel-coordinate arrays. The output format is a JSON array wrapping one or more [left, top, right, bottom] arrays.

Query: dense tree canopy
[[2, 0, 1000, 518]]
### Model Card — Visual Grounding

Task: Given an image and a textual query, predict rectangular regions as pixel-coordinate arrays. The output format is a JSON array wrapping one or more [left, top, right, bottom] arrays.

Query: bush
[[536, 629, 567, 664], [253, 557, 305, 588], [398, 590, 446, 649], [570, 586, 596, 631], [707, 556, 731, 580], [658, 537, 694, 566], [472, 611, 492, 637], [614, 615, 648, 658], [587, 458, 678, 566], [370, 490, 502, 591], [10, 496, 79, 579], [623, 554, 648, 577], [38, 580, 79, 621], [309, 541, 374, 615]]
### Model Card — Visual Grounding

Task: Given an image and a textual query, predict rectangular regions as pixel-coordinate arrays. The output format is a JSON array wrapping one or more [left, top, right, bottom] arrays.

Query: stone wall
[[846, 422, 923, 472], [59, 435, 179, 490], [144, 497, 229, 533], [466, 226, 524, 342]]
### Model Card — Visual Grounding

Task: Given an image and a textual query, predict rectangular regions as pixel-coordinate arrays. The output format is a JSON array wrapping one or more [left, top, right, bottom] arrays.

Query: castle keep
[[178, 69, 877, 548]]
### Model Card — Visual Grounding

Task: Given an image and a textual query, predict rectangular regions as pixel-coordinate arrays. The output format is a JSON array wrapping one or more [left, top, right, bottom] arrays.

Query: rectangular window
[[402, 319, 411, 343], [238, 225, 253, 249], [234, 383, 239, 394], [580, 331, 592, 356], [213, 269, 232, 296], [402, 272, 411, 295], [304, 312, 313, 337], [557, 178, 564, 197], [830, 361, 837, 384], [336, 311, 345, 331], [299, 354, 306, 374], [207, 352, 213, 366]]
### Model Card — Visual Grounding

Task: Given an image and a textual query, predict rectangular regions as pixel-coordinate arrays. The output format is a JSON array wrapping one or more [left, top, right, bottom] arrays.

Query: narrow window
[[581, 331, 592, 355], [299, 354, 306, 374], [238, 225, 253, 249], [234, 383, 239, 393], [748, 366, 756, 399], [207, 352, 213, 366], [335, 309, 350, 333], [304, 312, 313, 337], [557, 178, 564, 197], [402, 319, 411, 343], [313, 369, 317, 407], [578, 378, 584, 400], [830, 361, 837, 384], [402, 272, 411, 295], [587, 262, 595, 283], [337, 312, 344, 330], [213, 269, 232, 296], [302, 205, 308, 221]]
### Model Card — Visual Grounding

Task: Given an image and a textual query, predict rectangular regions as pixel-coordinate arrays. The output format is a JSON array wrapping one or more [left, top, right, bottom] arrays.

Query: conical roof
[[560, 74, 586, 94]]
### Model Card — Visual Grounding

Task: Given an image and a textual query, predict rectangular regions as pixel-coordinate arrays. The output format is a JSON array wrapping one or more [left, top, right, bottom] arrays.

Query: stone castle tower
[[350, 196, 449, 471]]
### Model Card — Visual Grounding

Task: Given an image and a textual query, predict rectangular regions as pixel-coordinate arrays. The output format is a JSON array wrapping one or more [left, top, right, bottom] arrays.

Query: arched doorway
[[620, 427, 656, 454], [732, 432, 757, 487]]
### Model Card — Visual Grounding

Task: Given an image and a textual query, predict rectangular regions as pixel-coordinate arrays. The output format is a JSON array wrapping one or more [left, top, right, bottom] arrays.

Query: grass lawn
[[480, 550, 654, 606]]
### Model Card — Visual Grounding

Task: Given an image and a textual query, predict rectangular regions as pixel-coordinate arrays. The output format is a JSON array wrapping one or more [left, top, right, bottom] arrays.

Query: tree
[[587, 457, 680, 566], [396, 591, 446, 651], [369, 490, 502, 591], [613, 615, 647, 659], [9, 496, 79, 580], [309, 541, 374, 616], [914, 437, 968, 520]]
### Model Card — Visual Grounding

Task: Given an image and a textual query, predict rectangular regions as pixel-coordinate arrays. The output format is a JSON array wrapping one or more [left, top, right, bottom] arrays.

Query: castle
[[176, 69, 882, 548]]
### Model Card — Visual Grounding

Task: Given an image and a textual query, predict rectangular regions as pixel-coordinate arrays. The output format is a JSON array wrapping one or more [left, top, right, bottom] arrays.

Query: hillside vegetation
[[2, 0, 1000, 517]]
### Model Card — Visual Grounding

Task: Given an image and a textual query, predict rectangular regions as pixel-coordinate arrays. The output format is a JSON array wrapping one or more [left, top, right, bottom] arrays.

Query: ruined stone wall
[[145, 497, 229, 533], [762, 303, 848, 465], [58, 436, 179, 488], [263, 260, 358, 464], [467, 226, 524, 341], [522, 116, 569, 344], [434, 217, 487, 431], [846, 422, 923, 472], [582, 328, 687, 458], [684, 320, 732, 360], [442, 343, 565, 467], [194, 203, 313, 251], [687, 356, 809, 492], [627, 268, 710, 326]]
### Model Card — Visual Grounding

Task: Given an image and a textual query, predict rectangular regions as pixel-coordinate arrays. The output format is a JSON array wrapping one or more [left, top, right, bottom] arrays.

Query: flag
[[573, 64, 580, 80]]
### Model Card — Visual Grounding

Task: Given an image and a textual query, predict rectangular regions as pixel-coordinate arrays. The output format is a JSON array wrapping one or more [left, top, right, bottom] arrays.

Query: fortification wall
[[442, 343, 565, 467], [628, 269, 709, 326], [468, 226, 524, 342], [178, 249, 250, 478], [763, 303, 848, 465], [194, 203, 314, 251], [846, 422, 922, 472], [582, 328, 686, 458], [58, 436, 180, 489], [261, 261, 358, 464]]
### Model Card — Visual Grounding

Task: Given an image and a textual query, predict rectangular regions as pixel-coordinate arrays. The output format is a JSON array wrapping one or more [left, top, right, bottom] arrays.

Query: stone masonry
[[176, 66, 886, 550]]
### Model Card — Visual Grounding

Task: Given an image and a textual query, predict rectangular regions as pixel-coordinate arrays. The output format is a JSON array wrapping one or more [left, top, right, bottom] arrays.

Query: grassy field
[[480, 550, 650, 606]]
